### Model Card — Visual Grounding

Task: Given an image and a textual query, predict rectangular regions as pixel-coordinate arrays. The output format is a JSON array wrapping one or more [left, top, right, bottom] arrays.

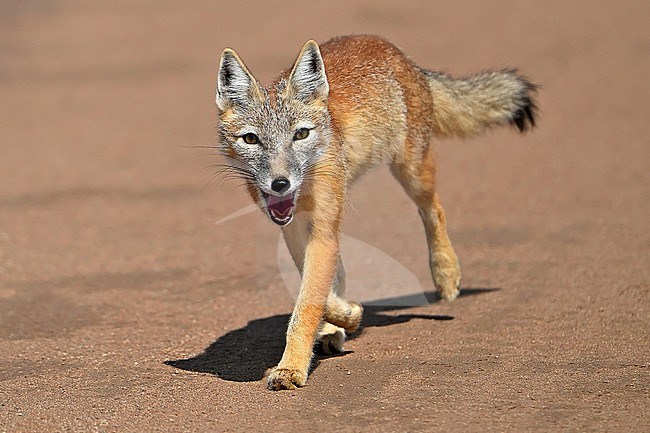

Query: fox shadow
[[164, 288, 497, 382]]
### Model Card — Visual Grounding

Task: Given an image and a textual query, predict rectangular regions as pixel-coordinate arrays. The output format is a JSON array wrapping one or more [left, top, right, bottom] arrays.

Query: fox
[[214, 34, 537, 390]]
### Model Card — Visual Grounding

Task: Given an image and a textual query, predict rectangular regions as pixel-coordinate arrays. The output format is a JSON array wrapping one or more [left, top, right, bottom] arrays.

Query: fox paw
[[345, 301, 364, 333], [266, 367, 307, 391], [432, 253, 461, 301], [316, 322, 346, 355]]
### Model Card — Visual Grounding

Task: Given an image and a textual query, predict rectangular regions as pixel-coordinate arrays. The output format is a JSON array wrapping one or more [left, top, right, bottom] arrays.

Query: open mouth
[[261, 190, 296, 226]]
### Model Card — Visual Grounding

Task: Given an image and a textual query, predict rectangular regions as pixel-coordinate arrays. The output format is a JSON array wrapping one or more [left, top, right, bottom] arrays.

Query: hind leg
[[390, 146, 461, 301]]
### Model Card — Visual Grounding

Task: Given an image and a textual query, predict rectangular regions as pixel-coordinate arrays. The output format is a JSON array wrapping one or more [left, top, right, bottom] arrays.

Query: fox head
[[215, 40, 332, 226]]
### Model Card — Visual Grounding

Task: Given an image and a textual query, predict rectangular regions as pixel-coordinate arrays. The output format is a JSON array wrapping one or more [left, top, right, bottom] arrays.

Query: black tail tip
[[512, 80, 539, 133]]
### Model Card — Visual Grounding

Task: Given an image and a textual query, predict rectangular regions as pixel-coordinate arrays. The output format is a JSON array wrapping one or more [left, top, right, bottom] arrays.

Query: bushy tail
[[424, 69, 538, 138]]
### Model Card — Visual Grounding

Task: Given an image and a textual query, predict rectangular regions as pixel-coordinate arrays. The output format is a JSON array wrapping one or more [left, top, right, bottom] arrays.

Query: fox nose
[[271, 177, 290, 193]]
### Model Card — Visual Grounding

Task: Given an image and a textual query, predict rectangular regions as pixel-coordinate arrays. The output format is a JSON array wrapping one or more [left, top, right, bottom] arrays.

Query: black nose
[[271, 177, 290, 193]]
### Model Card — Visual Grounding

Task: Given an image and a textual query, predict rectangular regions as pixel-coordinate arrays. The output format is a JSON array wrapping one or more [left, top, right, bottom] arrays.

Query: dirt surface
[[1, 1, 648, 432]]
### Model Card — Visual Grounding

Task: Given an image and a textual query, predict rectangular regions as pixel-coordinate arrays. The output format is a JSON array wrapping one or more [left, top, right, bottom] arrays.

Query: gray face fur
[[215, 41, 332, 203]]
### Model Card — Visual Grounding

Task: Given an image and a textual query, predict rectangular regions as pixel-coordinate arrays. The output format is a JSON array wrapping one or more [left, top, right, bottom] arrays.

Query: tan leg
[[323, 256, 362, 335], [390, 147, 461, 301], [280, 211, 363, 358], [268, 212, 339, 389], [324, 291, 363, 333], [319, 292, 363, 354]]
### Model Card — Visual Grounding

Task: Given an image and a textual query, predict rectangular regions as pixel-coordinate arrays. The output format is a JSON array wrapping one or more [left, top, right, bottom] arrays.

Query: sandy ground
[[0, 1, 648, 431]]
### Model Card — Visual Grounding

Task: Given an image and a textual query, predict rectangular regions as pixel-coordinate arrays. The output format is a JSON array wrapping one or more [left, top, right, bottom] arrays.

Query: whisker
[[178, 145, 220, 150], [202, 171, 225, 191]]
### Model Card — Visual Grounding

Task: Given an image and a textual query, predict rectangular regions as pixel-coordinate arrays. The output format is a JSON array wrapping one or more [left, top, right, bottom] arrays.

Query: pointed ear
[[216, 48, 261, 110], [287, 40, 329, 102]]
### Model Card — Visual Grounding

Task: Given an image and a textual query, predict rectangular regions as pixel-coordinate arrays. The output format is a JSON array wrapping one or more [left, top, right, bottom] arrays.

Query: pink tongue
[[266, 194, 294, 217]]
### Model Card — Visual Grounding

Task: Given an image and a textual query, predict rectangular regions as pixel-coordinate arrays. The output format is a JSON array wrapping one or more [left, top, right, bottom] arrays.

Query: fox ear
[[287, 40, 329, 102], [216, 48, 261, 110]]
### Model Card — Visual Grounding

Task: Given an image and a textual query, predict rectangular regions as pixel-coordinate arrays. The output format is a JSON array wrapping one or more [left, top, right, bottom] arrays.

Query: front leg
[[267, 222, 340, 390], [267, 169, 345, 389]]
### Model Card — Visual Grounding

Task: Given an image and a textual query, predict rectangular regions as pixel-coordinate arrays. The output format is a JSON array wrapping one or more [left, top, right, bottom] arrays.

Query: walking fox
[[215, 35, 537, 390]]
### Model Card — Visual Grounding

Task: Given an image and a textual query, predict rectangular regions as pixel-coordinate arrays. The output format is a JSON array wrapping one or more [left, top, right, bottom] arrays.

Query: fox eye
[[293, 128, 310, 141], [241, 133, 259, 145]]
